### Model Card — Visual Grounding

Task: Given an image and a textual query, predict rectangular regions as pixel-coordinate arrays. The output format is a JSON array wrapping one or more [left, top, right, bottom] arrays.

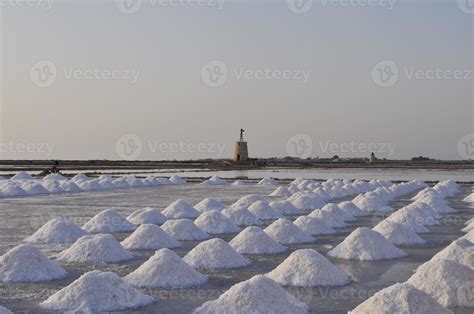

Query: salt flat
[[0, 177, 472, 313]]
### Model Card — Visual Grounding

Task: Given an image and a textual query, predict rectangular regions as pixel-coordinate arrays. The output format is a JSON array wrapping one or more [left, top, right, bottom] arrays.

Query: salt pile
[[264, 218, 314, 244], [11, 171, 34, 180], [267, 249, 350, 287], [221, 206, 263, 226], [293, 216, 336, 235], [431, 239, 474, 270], [194, 198, 226, 212], [162, 199, 200, 219], [463, 193, 474, 203], [194, 275, 309, 314], [328, 227, 407, 261], [127, 207, 167, 225], [232, 194, 268, 208], [269, 200, 302, 215], [384, 204, 437, 233], [59, 180, 82, 192], [170, 175, 186, 184], [373, 221, 426, 246], [41, 270, 154, 313], [349, 282, 452, 314], [462, 229, 474, 242], [413, 190, 456, 213], [71, 173, 89, 183], [289, 192, 326, 211], [82, 209, 136, 233], [338, 201, 367, 217], [57, 234, 134, 263], [161, 219, 209, 241], [291, 177, 306, 185], [352, 193, 394, 213], [229, 226, 287, 254], [1, 183, 27, 197], [121, 224, 181, 250], [308, 209, 347, 228], [433, 180, 461, 197], [0, 306, 12, 314], [248, 201, 283, 220], [269, 186, 292, 197], [201, 176, 228, 185], [407, 258, 474, 307], [194, 210, 241, 234], [321, 203, 355, 222], [462, 220, 474, 233], [24, 218, 89, 244], [20, 181, 49, 194], [258, 177, 278, 185], [125, 249, 207, 288], [231, 180, 246, 186], [0, 244, 67, 283], [183, 238, 251, 269]]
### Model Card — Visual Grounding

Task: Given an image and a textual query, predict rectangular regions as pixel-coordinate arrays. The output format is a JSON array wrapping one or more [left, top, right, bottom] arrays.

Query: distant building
[[412, 156, 431, 161], [369, 152, 377, 164], [233, 129, 249, 162]]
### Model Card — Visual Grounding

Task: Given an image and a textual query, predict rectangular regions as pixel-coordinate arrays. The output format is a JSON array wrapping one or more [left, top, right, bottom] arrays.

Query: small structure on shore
[[233, 129, 249, 162], [369, 152, 377, 164]]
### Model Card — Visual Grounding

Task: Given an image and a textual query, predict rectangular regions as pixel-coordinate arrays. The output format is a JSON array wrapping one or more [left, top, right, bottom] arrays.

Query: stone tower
[[233, 129, 249, 161]]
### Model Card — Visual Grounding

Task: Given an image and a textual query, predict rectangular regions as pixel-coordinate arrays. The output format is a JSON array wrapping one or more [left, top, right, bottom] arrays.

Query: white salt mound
[[41, 270, 154, 313], [229, 227, 287, 255], [0, 306, 12, 314], [258, 177, 278, 185], [352, 193, 394, 213], [194, 210, 241, 234], [408, 258, 474, 307], [57, 234, 134, 263], [162, 199, 200, 219], [373, 221, 426, 246], [11, 171, 34, 180], [463, 193, 474, 203], [25, 219, 89, 244], [431, 239, 474, 270], [328, 227, 407, 261], [248, 201, 283, 220], [231, 180, 246, 186], [161, 219, 209, 241], [461, 229, 474, 242], [125, 249, 207, 288], [264, 218, 314, 244], [293, 216, 336, 235], [184, 238, 250, 269], [194, 275, 309, 314], [269, 200, 302, 215], [59, 180, 82, 193], [338, 201, 367, 217], [194, 198, 226, 212], [309, 209, 348, 228], [269, 186, 292, 197], [170, 175, 186, 184], [322, 203, 355, 222], [232, 194, 268, 208], [121, 224, 181, 250], [0, 244, 67, 283], [82, 209, 136, 233], [127, 207, 167, 225], [267, 249, 350, 287], [201, 176, 229, 185], [349, 282, 452, 314], [290, 193, 326, 211], [221, 207, 263, 226], [462, 221, 474, 233]]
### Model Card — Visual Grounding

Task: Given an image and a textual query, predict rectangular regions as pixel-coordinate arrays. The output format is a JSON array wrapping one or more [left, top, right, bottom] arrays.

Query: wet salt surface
[[0, 183, 473, 313]]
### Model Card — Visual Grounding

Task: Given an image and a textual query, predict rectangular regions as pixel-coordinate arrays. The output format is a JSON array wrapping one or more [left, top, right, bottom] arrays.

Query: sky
[[0, 0, 473, 161]]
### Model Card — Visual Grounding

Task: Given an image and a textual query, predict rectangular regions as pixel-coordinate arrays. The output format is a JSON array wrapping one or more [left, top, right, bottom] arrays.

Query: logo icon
[[287, 0, 313, 14], [30, 60, 57, 88], [116, 134, 142, 160], [458, 0, 474, 14], [286, 134, 313, 159], [115, 0, 143, 14], [457, 133, 474, 160], [201, 61, 227, 88], [371, 60, 398, 88]]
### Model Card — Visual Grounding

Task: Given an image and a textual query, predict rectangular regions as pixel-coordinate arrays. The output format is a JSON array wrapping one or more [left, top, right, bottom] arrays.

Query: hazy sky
[[0, 0, 473, 160]]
